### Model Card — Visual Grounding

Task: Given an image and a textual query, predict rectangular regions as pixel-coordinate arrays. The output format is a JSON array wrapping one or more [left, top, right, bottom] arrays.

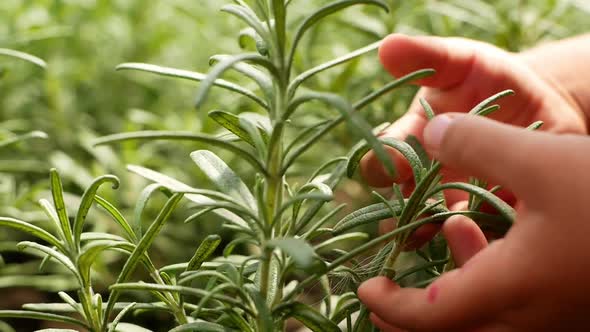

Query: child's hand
[[361, 34, 587, 198], [358, 114, 590, 331], [361, 34, 589, 247]]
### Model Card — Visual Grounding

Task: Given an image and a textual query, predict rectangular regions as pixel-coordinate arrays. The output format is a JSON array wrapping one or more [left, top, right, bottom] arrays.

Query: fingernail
[[423, 114, 454, 150]]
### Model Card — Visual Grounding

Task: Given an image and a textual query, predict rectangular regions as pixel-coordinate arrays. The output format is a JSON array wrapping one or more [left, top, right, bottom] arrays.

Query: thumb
[[423, 113, 568, 205]]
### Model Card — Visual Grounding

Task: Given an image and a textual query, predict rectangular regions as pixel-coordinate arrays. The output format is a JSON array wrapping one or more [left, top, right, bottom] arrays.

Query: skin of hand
[[361, 33, 587, 191], [358, 114, 590, 331], [361, 34, 588, 247], [357, 34, 590, 331]]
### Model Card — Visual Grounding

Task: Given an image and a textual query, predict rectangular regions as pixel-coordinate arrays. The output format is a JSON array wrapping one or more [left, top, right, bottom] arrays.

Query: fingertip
[[442, 214, 473, 232], [359, 151, 394, 187], [359, 148, 413, 187], [423, 114, 455, 154], [403, 223, 441, 251], [423, 113, 470, 158], [442, 215, 488, 267], [358, 276, 399, 303], [379, 34, 476, 88], [378, 34, 430, 77], [378, 33, 409, 66]]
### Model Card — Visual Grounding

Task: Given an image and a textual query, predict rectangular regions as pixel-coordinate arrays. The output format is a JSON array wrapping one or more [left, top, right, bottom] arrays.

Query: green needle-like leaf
[[294, 162, 348, 234], [112, 323, 154, 332], [277, 192, 334, 227], [94, 131, 267, 175], [288, 41, 381, 96], [103, 193, 184, 327], [267, 237, 323, 272], [314, 232, 368, 253], [169, 321, 230, 332], [94, 196, 137, 243], [191, 150, 258, 212], [354, 69, 435, 109], [209, 110, 269, 147], [245, 285, 273, 332], [288, 0, 388, 67], [282, 69, 435, 172], [0, 217, 64, 252], [57, 291, 83, 315], [38, 198, 66, 242], [209, 54, 273, 98], [430, 182, 516, 222], [116, 62, 267, 109], [468, 89, 515, 115], [333, 200, 404, 234], [0, 311, 88, 329], [221, 5, 272, 48], [78, 240, 133, 286], [0, 48, 46, 68], [330, 299, 359, 325], [239, 116, 267, 158], [186, 235, 222, 272], [109, 283, 252, 315], [74, 175, 120, 247], [477, 104, 501, 116], [49, 169, 74, 249], [127, 165, 249, 228], [107, 302, 136, 332], [405, 135, 431, 168], [178, 270, 235, 286], [0, 131, 48, 149], [274, 302, 340, 332], [16, 242, 80, 284], [346, 136, 423, 182], [239, 26, 269, 56], [419, 98, 435, 120], [133, 183, 166, 240], [195, 53, 279, 109], [527, 121, 544, 130], [292, 92, 397, 177]]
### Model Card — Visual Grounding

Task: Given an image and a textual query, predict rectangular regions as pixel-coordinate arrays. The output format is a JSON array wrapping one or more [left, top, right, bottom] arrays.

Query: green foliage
[[0, 0, 585, 331]]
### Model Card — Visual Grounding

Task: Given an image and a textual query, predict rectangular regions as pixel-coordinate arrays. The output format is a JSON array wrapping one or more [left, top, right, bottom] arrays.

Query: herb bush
[[0, 48, 48, 193], [0, 1, 549, 331], [0, 48, 48, 272]]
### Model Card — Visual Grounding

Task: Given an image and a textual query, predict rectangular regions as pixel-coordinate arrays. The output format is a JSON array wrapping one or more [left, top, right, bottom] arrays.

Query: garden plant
[[0, 1, 560, 331]]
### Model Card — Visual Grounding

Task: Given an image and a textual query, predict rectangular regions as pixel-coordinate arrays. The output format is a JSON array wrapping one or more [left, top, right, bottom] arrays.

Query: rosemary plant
[[0, 48, 48, 275], [0, 2, 539, 331], [0, 48, 48, 162]]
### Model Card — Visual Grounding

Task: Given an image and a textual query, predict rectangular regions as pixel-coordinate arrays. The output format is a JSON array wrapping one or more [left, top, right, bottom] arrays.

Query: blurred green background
[[1, 0, 589, 330]]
